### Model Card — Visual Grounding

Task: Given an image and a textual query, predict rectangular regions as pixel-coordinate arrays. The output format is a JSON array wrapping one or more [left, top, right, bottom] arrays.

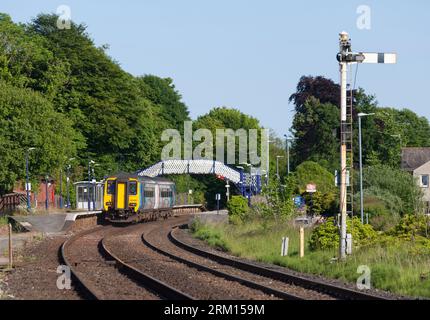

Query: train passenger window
[[107, 181, 115, 195], [161, 189, 172, 198], [144, 189, 154, 198], [129, 182, 137, 195]]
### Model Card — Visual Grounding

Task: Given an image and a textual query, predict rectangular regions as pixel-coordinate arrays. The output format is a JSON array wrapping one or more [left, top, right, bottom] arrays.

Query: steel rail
[[60, 226, 107, 300], [141, 226, 303, 300], [101, 232, 194, 300]]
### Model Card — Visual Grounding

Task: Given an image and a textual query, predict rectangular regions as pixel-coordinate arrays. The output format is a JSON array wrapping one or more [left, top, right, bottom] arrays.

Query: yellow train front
[[103, 173, 176, 223]]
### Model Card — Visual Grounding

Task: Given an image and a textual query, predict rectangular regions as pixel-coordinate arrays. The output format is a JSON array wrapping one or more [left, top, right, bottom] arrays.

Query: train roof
[[104, 172, 174, 184]]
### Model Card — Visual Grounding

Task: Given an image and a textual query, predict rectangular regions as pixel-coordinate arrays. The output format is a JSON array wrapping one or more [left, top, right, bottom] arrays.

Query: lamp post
[[240, 163, 252, 204], [276, 156, 284, 180], [66, 158, 75, 209], [266, 139, 273, 185], [284, 135, 296, 175], [358, 113, 375, 224], [88, 160, 95, 211], [59, 169, 63, 209], [25, 147, 36, 211], [45, 174, 49, 210]]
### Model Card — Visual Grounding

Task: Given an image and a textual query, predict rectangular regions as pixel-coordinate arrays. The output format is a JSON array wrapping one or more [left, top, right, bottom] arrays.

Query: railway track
[[140, 217, 339, 300], [60, 224, 191, 300], [169, 223, 391, 300], [103, 217, 281, 300], [142, 223, 305, 300], [60, 212, 391, 300]]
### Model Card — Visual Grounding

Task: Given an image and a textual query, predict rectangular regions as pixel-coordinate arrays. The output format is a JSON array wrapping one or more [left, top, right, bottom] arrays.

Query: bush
[[388, 214, 430, 239], [261, 176, 295, 219], [294, 161, 336, 215], [354, 187, 402, 231], [309, 217, 339, 251], [360, 165, 423, 214], [226, 196, 249, 222], [309, 216, 378, 251]]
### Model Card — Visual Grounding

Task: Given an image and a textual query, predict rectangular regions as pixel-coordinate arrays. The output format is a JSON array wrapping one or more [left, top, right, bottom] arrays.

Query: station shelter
[[74, 181, 104, 211]]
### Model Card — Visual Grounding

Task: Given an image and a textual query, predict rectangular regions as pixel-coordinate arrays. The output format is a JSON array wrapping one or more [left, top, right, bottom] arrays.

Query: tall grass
[[192, 218, 430, 298]]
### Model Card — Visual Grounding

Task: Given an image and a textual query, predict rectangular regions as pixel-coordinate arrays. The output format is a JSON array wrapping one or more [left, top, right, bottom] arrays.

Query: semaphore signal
[[337, 31, 397, 260]]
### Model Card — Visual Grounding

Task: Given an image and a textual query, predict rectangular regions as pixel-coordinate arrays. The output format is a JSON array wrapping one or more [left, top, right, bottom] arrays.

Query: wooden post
[[281, 237, 289, 257], [299, 227, 304, 258], [8, 223, 13, 269]]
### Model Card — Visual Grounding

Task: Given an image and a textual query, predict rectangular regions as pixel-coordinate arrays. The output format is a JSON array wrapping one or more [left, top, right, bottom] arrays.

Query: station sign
[[306, 184, 317, 193]]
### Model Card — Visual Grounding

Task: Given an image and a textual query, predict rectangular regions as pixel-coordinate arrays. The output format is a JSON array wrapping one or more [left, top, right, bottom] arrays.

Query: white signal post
[[336, 31, 396, 259]]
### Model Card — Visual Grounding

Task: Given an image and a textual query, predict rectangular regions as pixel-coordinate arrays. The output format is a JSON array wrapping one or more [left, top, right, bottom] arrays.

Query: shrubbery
[[226, 196, 249, 223], [360, 165, 423, 214], [354, 186, 403, 231], [388, 214, 430, 239], [294, 161, 336, 215], [309, 217, 378, 251]]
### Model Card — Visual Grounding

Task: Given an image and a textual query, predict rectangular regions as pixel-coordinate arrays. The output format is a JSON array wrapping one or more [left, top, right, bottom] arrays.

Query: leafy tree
[[294, 161, 337, 215], [193, 107, 263, 206], [261, 176, 296, 219], [28, 14, 162, 172], [227, 195, 249, 222], [359, 165, 423, 214], [289, 75, 339, 114], [0, 13, 69, 98], [0, 81, 84, 194], [291, 97, 339, 171], [136, 75, 190, 131]]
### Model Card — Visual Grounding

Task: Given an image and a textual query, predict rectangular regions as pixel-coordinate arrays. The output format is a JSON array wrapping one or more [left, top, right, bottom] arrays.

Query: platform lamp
[[358, 113, 374, 224], [25, 147, 36, 211], [66, 158, 75, 209], [45, 174, 50, 210]]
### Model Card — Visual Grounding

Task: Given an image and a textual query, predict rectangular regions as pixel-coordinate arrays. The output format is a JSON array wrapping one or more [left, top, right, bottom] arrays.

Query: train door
[[115, 181, 127, 210], [154, 184, 160, 209]]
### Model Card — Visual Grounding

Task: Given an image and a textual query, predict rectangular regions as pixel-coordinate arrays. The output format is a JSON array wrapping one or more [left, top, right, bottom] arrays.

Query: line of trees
[[0, 13, 274, 207], [287, 76, 429, 223]]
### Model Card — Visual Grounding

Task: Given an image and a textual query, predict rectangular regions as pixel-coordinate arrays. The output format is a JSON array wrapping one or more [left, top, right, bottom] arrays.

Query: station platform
[[191, 209, 229, 224], [10, 211, 101, 234]]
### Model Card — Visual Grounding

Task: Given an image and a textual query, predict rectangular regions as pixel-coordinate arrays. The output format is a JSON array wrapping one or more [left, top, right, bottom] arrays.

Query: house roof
[[401, 148, 430, 171]]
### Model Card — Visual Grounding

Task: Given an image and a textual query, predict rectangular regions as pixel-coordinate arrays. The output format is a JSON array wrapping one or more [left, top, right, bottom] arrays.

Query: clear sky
[[1, 1, 429, 137]]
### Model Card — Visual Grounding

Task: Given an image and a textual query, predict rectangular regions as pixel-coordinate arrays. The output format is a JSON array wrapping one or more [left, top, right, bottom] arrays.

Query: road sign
[[215, 194, 221, 201], [306, 184, 317, 193]]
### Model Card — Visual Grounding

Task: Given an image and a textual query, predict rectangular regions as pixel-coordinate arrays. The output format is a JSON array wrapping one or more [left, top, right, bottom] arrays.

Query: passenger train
[[103, 173, 176, 223]]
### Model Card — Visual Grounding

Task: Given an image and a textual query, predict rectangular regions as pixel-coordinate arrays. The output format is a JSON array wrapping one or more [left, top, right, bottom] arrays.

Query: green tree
[[360, 165, 423, 214], [0, 81, 84, 194], [28, 14, 163, 173], [294, 161, 337, 215], [136, 75, 190, 132], [291, 97, 339, 172], [0, 13, 69, 98]]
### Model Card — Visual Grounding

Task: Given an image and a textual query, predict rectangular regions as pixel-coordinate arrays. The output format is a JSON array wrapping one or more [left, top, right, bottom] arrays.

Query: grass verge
[[191, 218, 430, 298]]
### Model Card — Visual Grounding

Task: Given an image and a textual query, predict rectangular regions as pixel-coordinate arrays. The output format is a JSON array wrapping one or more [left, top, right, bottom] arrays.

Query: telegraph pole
[[336, 31, 396, 259]]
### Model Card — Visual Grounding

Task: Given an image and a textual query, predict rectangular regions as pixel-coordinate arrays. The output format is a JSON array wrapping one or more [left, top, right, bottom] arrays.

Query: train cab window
[[129, 181, 137, 195], [107, 181, 115, 195]]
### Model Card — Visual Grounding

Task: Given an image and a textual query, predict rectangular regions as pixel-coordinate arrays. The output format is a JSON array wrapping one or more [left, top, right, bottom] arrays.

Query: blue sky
[[1, 1, 429, 137]]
